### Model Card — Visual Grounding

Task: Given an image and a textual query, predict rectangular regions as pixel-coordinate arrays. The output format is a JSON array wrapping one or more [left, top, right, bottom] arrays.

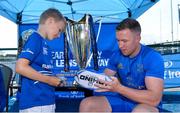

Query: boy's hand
[[47, 76, 66, 87]]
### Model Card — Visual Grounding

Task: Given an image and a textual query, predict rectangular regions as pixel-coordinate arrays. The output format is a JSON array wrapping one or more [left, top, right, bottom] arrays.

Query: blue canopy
[[0, 0, 159, 24]]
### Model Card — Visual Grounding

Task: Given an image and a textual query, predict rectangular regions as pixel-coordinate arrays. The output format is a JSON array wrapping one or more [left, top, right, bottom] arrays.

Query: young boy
[[16, 8, 66, 113]]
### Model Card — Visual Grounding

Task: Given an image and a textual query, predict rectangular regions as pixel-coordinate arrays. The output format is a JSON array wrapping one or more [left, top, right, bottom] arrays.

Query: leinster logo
[[117, 63, 123, 69], [43, 47, 48, 55], [137, 64, 144, 73]]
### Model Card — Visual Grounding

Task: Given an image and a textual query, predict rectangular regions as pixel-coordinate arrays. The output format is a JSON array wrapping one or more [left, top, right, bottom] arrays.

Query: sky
[[0, 0, 180, 49], [0, 16, 17, 48], [138, 0, 180, 44]]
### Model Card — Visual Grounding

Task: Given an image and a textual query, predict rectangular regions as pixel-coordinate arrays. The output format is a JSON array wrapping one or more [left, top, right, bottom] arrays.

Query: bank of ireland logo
[[164, 61, 173, 68]]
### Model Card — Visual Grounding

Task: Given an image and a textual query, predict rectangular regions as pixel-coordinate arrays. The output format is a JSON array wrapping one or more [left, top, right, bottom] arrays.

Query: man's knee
[[79, 96, 111, 112], [132, 104, 159, 113], [79, 97, 96, 112]]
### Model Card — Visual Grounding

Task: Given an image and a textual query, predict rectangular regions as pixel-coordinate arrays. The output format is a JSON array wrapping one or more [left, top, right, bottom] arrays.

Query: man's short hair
[[116, 18, 141, 33], [39, 8, 65, 24]]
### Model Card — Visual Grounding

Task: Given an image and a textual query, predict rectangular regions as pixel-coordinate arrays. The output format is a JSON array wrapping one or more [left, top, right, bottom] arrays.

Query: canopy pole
[[16, 12, 22, 24]]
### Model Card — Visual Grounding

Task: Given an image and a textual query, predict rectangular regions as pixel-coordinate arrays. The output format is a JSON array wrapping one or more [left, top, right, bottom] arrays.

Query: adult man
[[79, 18, 164, 112]]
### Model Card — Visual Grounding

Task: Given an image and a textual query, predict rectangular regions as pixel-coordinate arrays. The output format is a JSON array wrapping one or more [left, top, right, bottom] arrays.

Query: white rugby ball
[[74, 70, 112, 90]]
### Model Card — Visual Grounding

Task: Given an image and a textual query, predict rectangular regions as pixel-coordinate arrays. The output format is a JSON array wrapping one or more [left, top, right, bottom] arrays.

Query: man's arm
[[117, 76, 163, 106], [96, 76, 163, 106]]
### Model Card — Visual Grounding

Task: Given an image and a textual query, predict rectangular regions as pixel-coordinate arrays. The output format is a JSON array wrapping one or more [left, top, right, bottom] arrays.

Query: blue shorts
[[94, 92, 164, 112], [94, 92, 137, 112], [106, 95, 137, 112]]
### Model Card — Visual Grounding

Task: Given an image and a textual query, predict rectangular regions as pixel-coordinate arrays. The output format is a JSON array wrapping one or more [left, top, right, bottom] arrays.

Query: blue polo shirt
[[106, 44, 164, 105], [18, 32, 55, 109], [108, 44, 164, 89]]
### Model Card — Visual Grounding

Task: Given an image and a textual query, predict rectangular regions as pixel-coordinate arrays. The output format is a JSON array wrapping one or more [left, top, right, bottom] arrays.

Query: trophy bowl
[[65, 14, 92, 70], [63, 14, 99, 88]]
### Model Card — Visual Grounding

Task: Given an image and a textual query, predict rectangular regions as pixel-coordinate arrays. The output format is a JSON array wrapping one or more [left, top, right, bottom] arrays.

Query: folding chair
[[0, 64, 13, 112]]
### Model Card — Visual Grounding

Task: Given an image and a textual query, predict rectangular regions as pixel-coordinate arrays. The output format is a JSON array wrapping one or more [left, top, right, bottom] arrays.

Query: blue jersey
[[107, 44, 164, 103], [94, 44, 164, 112], [18, 32, 55, 109]]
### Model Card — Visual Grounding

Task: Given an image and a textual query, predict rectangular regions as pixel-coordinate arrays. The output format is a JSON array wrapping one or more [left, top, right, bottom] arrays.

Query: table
[[55, 86, 93, 97]]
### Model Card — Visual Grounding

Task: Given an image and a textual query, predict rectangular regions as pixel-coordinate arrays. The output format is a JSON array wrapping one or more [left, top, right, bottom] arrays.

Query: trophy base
[[55, 77, 93, 97], [56, 70, 85, 87], [72, 80, 79, 87], [55, 71, 93, 97]]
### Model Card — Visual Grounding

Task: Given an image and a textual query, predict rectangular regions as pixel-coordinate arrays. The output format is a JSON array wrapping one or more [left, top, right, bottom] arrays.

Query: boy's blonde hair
[[39, 8, 65, 25]]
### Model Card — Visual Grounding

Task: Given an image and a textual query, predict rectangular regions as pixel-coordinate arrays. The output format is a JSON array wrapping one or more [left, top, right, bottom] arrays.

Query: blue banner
[[19, 23, 118, 73], [163, 54, 180, 88], [19, 24, 180, 98], [19, 23, 119, 98]]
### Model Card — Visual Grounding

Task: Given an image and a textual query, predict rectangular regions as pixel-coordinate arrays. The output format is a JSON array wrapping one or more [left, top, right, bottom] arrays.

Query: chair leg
[[5, 95, 8, 112]]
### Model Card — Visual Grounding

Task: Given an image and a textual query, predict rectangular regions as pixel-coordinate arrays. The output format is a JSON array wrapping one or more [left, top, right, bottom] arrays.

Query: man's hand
[[95, 76, 122, 92]]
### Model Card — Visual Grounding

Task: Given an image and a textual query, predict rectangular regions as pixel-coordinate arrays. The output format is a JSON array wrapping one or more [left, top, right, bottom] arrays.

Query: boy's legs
[[19, 104, 55, 113]]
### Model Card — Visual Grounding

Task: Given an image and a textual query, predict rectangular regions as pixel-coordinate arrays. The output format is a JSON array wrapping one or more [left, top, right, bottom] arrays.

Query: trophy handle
[[88, 14, 99, 71], [64, 32, 70, 72]]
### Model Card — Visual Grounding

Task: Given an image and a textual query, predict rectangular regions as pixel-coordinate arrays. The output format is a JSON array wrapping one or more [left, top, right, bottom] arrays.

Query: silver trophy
[[65, 14, 98, 70], [64, 14, 99, 86]]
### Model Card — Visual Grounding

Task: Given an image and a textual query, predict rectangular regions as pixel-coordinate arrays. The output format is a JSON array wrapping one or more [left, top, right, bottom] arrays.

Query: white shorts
[[19, 104, 55, 113]]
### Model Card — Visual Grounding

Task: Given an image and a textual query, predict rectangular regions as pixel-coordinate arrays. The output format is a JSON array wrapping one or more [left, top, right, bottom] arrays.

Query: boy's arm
[[16, 58, 61, 87]]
